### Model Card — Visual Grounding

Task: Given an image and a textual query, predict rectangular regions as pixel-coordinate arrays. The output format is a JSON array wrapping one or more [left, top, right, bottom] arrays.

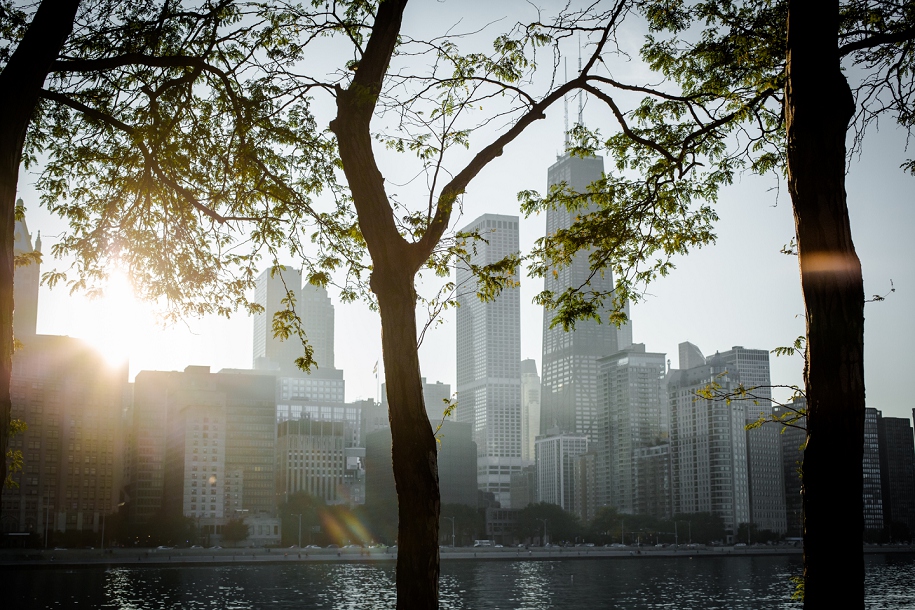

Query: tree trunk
[[0, 0, 81, 495], [374, 268, 441, 610], [785, 1, 865, 607]]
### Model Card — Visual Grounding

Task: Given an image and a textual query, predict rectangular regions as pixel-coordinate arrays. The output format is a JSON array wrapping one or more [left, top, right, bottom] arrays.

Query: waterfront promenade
[[2, 543, 910, 569]]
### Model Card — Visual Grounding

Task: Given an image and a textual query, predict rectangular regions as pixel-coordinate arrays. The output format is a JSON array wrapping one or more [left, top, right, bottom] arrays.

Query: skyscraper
[[535, 431, 588, 512], [520, 359, 541, 462], [127, 367, 276, 528], [716, 346, 787, 535], [252, 266, 346, 411], [863, 407, 885, 532], [2, 226, 128, 544], [540, 154, 631, 439], [13, 208, 40, 339], [253, 266, 307, 375], [455, 213, 523, 507], [668, 356, 750, 542], [876, 413, 915, 537], [597, 343, 669, 517]]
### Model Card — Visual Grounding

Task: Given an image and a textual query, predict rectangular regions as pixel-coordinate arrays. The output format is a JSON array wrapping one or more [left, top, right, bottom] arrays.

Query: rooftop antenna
[[577, 36, 584, 127], [563, 57, 569, 148]]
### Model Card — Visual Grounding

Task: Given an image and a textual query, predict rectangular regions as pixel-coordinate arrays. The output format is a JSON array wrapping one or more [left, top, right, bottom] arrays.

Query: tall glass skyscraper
[[455, 213, 523, 507], [540, 154, 632, 439]]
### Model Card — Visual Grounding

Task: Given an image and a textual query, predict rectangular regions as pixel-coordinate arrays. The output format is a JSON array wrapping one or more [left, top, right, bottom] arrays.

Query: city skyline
[[11, 120, 913, 421]]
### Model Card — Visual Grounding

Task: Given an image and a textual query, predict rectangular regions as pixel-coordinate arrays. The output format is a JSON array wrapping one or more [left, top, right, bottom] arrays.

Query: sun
[[83, 271, 146, 366]]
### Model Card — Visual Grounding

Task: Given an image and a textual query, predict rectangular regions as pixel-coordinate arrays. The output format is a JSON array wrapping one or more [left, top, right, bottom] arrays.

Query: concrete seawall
[[2, 544, 911, 570]]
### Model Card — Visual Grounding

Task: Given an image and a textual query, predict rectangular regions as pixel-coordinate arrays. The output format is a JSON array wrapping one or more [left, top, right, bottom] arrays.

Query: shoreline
[[1, 545, 912, 570]]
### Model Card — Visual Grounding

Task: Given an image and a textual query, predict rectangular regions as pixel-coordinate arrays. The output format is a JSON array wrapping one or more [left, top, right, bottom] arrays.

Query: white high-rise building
[[540, 154, 631, 440], [521, 359, 541, 462], [455, 213, 524, 507], [536, 431, 588, 512], [252, 266, 345, 403]]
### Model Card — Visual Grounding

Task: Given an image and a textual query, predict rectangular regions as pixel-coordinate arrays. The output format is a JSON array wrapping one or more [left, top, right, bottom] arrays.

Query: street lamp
[[536, 518, 548, 546], [444, 516, 456, 547]]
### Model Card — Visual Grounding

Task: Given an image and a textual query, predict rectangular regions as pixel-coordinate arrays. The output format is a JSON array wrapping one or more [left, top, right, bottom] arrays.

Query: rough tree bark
[[786, 0, 866, 607], [0, 0, 81, 495]]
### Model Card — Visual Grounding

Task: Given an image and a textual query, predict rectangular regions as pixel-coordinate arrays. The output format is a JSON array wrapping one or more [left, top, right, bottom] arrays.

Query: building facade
[[596, 344, 668, 517], [877, 414, 915, 537], [535, 431, 588, 512], [540, 154, 631, 440], [776, 397, 807, 538], [520, 359, 541, 462], [668, 359, 750, 542], [455, 213, 524, 507], [715, 347, 787, 534], [2, 335, 127, 542], [863, 407, 885, 532], [126, 367, 276, 529]]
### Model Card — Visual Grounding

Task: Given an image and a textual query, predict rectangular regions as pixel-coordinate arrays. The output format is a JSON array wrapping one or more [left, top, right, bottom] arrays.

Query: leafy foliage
[[522, 0, 914, 329], [3, 418, 26, 489], [222, 517, 250, 546]]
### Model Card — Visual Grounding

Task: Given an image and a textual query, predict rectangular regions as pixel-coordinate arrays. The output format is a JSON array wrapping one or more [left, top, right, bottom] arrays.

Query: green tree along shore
[[1, 1, 912, 608]]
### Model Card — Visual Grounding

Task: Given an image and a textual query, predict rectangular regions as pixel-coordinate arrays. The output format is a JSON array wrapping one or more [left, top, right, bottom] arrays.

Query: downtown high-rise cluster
[[3, 142, 915, 548], [453, 154, 915, 544]]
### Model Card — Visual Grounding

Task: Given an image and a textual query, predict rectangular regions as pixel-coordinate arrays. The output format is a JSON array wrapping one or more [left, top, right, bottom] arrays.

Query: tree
[[524, 2, 913, 605], [0, 0, 330, 498], [279, 492, 324, 546], [221, 518, 249, 548], [439, 503, 483, 547], [514, 502, 582, 544]]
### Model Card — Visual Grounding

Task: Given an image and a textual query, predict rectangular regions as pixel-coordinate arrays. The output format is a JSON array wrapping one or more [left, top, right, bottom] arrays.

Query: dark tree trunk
[[374, 269, 441, 609], [329, 2, 441, 605], [0, 0, 81, 494], [786, 1, 865, 607]]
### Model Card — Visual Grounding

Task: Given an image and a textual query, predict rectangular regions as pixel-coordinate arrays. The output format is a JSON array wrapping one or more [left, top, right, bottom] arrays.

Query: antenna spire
[[577, 37, 584, 127], [563, 57, 569, 148]]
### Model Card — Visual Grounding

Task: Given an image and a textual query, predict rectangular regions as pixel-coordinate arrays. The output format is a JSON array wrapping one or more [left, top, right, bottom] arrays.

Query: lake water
[[6, 554, 914, 609]]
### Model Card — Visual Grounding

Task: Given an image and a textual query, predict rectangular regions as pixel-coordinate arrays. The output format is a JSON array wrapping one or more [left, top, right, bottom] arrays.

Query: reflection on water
[[8, 554, 915, 609]]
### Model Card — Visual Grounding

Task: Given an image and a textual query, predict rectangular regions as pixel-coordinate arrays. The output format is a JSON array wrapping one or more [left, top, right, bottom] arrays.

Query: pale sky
[[13, 0, 915, 422]]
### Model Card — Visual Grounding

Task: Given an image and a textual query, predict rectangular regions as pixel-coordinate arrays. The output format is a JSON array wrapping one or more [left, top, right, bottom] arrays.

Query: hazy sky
[[14, 0, 915, 421]]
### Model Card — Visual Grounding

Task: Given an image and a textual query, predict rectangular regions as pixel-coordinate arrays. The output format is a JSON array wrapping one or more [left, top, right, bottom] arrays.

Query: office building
[[2, 335, 127, 542], [455, 213, 524, 507], [540, 154, 632, 440], [276, 418, 345, 504], [775, 397, 807, 538], [252, 267, 345, 399], [126, 367, 276, 528], [573, 450, 599, 522], [596, 344, 668, 517], [363, 420, 478, 510], [668, 356, 750, 542], [535, 431, 588, 512], [510, 465, 537, 510], [13, 208, 40, 339], [715, 346, 787, 534], [521, 359, 541, 462], [863, 407, 885, 532], [877, 413, 915, 537]]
